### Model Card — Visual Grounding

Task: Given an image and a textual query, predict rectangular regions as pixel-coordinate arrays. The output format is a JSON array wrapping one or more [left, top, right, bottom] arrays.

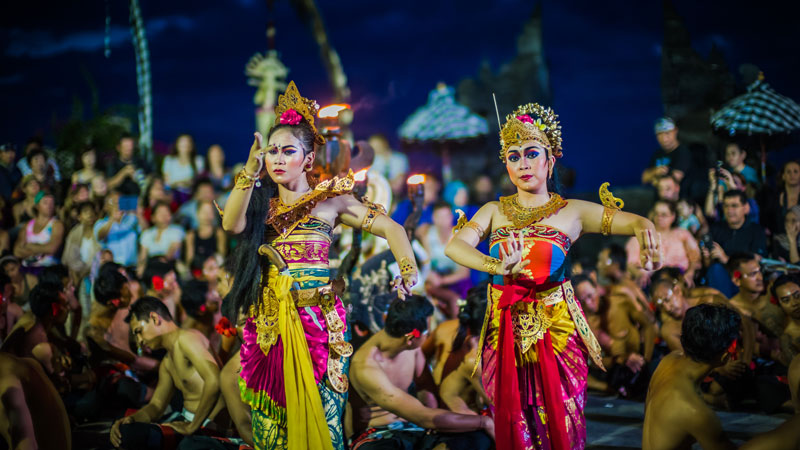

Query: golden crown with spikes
[[499, 103, 562, 161], [274, 81, 326, 146]]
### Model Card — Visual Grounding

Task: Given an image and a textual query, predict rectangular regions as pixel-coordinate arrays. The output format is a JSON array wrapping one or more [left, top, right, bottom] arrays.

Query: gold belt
[[292, 285, 334, 307]]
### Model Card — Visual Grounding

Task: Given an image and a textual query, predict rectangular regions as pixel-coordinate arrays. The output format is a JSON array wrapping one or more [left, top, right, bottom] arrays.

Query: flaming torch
[[317, 104, 351, 177]]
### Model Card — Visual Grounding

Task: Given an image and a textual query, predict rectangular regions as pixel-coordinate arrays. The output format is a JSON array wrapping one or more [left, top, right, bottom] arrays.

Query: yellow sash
[[272, 273, 333, 450]]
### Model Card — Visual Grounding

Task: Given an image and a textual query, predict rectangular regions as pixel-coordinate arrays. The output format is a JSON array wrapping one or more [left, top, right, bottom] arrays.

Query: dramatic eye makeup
[[507, 150, 521, 162]]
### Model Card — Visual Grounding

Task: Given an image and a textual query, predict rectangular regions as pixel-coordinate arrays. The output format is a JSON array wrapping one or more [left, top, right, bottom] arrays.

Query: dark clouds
[[1, 0, 798, 191]]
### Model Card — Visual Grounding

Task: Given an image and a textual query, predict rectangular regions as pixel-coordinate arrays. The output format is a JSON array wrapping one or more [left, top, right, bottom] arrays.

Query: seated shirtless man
[[110, 297, 223, 449], [773, 274, 800, 365], [437, 283, 490, 415], [349, 296, 493, 449], [643, 303, 800, 450], [0, 353, 71, 450]]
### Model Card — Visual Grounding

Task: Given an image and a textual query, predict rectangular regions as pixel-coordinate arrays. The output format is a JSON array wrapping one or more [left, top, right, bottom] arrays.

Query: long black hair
[[222, 122, 316, 322], [453, 281, 489, 352]]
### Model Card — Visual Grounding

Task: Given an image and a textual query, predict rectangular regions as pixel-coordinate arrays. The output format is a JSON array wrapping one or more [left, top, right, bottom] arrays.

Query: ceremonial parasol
[[399, 83, 488, 180], [711, 74, 800, 179]]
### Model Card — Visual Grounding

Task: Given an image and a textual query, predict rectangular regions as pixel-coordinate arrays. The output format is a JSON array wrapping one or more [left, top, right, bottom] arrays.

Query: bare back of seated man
[[643, 303, 800, 450], [110, 297, 223, 450], [349, 296, 494, 450], [0, 353, 71, 450]]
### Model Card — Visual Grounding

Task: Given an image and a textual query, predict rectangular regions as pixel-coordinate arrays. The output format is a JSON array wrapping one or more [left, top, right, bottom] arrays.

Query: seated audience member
[[71, 145, 101, 185], [60, 182, 90, 230], [626, 200, 700, 286], [642, 304, 800, 450], [62, 201, 100, 317], [1, 284, 70, 379], [162, 134, 204, 202], [15, 138, 60, 181], [641, 118, 691, 186], [727, 253, 785, 340], [181, 279, 221, 352], [12, 175, 40, 226], [573, 274, 615, 392], [25, 148, 59, 196], [725, 141, 759, 187], [703, 190, 767, 297], [423, 282, 487, 386], [0, 142, 22, 202], [142, 259, 183, 322], [597, 249, 656, 398], [650, 276, 690, 352], [597, 244, 653, 318], [422, 201, 471, 318], [766, 160, 800, 234], [774, 275, 800, 366], [203, 144, 232, 193], [139, 202, 186, 268], [771, 205, 800, 264], [111, 297, 223, 449], [349, 296, 494, 449], [106, 133, 147, 197], [0, 254, 38, 309], [13, 192, 64, 269], [0, 352, 71, 450], [655, 174, 707, 237], [39, 264, 81, 340], [177, 178, 218, 230], [0, 272, 24, 345], [437, 284, 490, 415], [95, 192, 140, 268], [86, 264, 148, 369], [184, 200, 227, 266], [141, 176, 178, 227]]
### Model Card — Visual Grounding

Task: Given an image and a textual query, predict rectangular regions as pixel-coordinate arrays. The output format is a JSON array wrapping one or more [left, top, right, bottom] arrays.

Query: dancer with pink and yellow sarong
[[446, 102, 663, 449], [222, 81, 418, 450]]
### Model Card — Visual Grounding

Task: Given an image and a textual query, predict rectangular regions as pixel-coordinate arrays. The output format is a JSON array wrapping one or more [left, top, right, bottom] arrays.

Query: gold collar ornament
[[499, 103, 562, 161], [266, 170, 355, 237], [499, 193, 568, 229]]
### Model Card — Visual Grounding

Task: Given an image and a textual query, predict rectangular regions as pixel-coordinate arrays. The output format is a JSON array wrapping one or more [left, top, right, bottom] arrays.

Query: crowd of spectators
[[0, 119, 798, 449]]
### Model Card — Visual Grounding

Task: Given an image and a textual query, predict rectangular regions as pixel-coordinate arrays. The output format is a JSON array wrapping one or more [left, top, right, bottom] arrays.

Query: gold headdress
[[499, 103, 562, 161], [274, 81, 326, 147]]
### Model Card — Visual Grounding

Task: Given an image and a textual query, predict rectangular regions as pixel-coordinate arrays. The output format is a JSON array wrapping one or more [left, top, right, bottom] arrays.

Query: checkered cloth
[[711, 79, 800, 136]]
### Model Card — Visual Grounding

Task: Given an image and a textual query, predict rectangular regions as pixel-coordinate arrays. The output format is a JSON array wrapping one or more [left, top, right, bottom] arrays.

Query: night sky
[[2, 0, 799, 192]]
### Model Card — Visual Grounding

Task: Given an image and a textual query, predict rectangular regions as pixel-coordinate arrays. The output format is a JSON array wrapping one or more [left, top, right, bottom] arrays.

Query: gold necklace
[[499, 193, 567, 229]]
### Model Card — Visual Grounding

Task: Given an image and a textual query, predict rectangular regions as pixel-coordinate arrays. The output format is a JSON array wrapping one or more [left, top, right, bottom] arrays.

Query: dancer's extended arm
[[222, 133, 265, 234]]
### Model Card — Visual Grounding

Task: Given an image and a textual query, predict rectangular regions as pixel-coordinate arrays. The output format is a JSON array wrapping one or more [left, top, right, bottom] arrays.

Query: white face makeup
[[505, 140, 552, 192]]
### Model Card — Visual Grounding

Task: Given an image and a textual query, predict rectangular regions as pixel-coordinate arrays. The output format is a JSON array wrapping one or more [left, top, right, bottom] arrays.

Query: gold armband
[[361, 200, 386, 233], [483, 256, 502, 276], [398, 256, 417, 277], [601, 207, 617, 236], [599, 182, 623, 236], [463, 221, 486, 238], [452, 209, 486, 239]]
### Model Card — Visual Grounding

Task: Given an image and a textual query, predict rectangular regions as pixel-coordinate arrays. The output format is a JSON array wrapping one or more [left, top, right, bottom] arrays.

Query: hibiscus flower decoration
[[215, 317, 238, 337], [280, 109, 303, 125], [516, 114, 534, 124]]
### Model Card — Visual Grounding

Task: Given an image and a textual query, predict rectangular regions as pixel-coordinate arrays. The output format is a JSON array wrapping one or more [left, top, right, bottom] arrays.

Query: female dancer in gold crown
[[445, 103, 663, 449], [222, 81, 418, 450]]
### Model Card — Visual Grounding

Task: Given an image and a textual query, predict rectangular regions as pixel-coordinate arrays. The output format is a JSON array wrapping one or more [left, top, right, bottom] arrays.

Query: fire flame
[[354, 168, 369, 182], [318, 104, 350, 118], [407, 174, 425, 185]]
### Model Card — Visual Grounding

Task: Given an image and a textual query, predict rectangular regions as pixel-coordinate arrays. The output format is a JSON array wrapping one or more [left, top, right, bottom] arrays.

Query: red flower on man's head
[[152, 275, 164, 292]]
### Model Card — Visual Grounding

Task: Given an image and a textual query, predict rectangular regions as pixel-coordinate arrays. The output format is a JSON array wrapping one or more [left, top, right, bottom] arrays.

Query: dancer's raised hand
[[638, 228, 663, 271], [499, 231, 526, 276], [245, 132, 268, 175]]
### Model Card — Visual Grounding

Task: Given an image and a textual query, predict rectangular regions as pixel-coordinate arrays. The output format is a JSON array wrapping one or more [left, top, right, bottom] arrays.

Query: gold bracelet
[[483, 256, 502, 276], [601, 207, 617, 236], [360, 201, 386, 233], [398, 256, 417, 277], [234, 168, 261, 190]]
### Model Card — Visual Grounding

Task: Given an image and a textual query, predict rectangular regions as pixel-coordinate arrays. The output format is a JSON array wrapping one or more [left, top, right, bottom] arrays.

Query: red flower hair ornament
[[152, 275, 164, 292], [279, 109, 303, 126], [733, 270, 742, 280], [406, 328, 421, 339]]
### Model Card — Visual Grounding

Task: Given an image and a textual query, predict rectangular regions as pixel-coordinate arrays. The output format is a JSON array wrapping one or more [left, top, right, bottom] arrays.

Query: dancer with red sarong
[[445, 103, 663, 449]]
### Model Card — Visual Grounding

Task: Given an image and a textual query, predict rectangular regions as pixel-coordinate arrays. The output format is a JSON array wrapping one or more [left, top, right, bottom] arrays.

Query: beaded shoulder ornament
[[499, 103, 562, 161], [274, 80, 326, 147], [266, 170, 355, 237]]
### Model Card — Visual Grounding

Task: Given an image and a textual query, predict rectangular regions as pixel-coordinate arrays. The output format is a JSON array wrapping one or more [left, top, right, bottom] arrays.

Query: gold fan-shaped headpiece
[[274, 81, 326, 146], [499, 103, 562, 161]]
